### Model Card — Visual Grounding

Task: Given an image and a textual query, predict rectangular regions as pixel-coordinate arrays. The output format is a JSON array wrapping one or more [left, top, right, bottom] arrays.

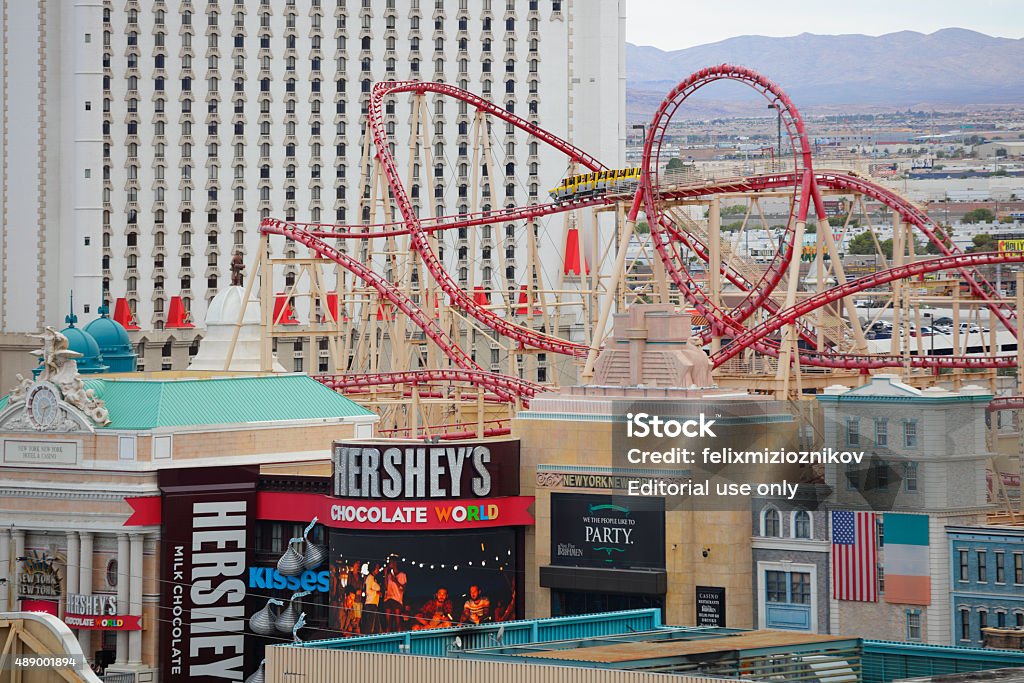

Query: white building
[[0, 0, 625, 373], [818, 376, 994, 645]]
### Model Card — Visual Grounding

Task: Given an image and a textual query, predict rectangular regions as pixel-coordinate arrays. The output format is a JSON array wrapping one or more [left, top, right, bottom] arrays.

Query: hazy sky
[[625, 0, 1024, 50]]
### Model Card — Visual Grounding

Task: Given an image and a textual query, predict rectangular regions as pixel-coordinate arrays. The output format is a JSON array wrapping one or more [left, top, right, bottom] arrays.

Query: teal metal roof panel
[[80, 374, 374, 430], [293, 609, 665, 656], [864, 639, 1024, 683]]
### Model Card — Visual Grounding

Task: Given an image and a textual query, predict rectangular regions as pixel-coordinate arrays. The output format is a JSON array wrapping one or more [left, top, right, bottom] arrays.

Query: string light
[[332, 545, 514, 574]]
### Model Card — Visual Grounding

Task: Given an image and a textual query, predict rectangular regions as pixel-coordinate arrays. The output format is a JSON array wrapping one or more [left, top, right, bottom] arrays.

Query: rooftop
[[280, 610, 1024, 683], [820, 374, 992, 402], [0, 373, 375, 431], [501, 629, 854, 668], [896, 668, 1024, 683], [288, 609, 862, 680]]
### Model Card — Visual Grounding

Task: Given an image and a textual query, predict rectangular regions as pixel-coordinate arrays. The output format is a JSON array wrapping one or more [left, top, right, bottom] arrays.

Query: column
[[0, 529, 10, 612], [13, 529, 25, 610], [78, 531, 93, 657], [115, 534, 130, 665], [65, 532, 80, 618], [128, 533, 143, 664]]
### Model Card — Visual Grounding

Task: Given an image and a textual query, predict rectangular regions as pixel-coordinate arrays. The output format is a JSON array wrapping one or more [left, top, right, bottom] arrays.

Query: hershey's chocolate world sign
[[333, 440, 520, 500]]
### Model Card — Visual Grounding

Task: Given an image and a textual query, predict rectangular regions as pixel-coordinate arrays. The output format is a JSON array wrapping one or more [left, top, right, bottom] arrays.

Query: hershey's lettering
[[188, 501, 246, 680], [334, 445, 492, 499]]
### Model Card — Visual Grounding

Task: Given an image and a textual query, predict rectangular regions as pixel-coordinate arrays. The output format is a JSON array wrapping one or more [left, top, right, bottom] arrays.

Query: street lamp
[[630, 123, 647, 148], [923, 313, 934, 357], [768, 103, 782, 169]]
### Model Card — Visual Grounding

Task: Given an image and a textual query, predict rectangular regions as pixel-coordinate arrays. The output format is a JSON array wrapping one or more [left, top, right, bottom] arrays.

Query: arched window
[[793, 510, 812, 539], [761, 507, 781, 538]]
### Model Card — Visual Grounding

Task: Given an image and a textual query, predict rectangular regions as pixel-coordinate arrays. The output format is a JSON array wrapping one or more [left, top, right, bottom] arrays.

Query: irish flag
[[883, 513, 930, 605]]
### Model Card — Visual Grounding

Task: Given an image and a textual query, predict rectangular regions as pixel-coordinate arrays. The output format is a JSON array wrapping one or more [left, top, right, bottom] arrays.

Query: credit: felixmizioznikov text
[[625, 447, 864, 466]]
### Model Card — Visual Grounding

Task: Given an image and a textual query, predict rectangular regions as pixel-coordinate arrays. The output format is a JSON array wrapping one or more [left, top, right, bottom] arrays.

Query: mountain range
[[627, 29, 1024, 120]]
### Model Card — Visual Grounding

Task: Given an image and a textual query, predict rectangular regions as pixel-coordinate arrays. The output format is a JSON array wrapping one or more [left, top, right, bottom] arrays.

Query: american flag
[[831, 510, 879, 602]]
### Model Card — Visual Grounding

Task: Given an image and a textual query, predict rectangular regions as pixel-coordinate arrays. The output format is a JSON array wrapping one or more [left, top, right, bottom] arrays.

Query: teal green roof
[[81, 374, 374, 430]]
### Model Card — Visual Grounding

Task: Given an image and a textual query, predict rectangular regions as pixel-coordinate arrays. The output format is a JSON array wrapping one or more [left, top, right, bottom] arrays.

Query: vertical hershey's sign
[[160, 467, 257, 683], [188, 501, 247, 679]]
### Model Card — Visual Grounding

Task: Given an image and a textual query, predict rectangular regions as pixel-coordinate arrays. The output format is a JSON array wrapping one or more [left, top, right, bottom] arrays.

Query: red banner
[[123, 496, 162, 526], [64, 613, 143, 631], [20, 599, 58, 616], [257, 491, 534, 530]]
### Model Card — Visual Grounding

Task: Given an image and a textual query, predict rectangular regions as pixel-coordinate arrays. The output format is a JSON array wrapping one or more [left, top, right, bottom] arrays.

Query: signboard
[[332, 440, 520, 499], [696, 586, 726, 627], [257, 491, 534, 530], [549, 493, 665, 570], [538, 471, 690, 491], [248, 567, 329, 593], [65, 614, 143, 631], [999, 239, 1024, 253], [20, 599, 59, 616], [328, 527, 521, 635], [158, 467, 258, 683], [64, 594, 143, 631], [2, 439, 79, 467], [18, 550, 62, 598], [67, 593, 117, 616], [822, 199, 848, 216]]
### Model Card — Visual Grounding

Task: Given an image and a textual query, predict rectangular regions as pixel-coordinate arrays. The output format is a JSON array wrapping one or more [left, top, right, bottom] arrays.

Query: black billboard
[[327, 528, 521, 634], [158, 466, 259, 683], [696, 586, 726, 627], [332, 440, 520, 499], [550, 493, 665, 570]]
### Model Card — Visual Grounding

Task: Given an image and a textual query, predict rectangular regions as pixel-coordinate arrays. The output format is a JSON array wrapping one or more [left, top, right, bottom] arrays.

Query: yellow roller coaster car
[[549, 167, 641, 202]]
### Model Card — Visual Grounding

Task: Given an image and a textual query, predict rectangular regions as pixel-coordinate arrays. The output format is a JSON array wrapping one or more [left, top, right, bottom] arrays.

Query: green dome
[[59, 325, 108, 374], [84, 315, 130, 349], [84, 315, 136, 372]]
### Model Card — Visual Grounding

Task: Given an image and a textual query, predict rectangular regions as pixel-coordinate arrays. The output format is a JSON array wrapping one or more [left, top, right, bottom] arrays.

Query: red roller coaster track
[[314, 369, 544, 400], [261, 218, 480, 372], [258, 66, 1021, 405], [712, 251, 1024, 370], [989, 397, 1024, 412], [364, 80, 595, 358], [637, 65, 815, 333]]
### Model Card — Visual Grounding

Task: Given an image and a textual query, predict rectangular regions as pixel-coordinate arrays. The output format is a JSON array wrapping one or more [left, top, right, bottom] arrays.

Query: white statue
[[679, 338, 715, 388], [7, 326, 110, 428]]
